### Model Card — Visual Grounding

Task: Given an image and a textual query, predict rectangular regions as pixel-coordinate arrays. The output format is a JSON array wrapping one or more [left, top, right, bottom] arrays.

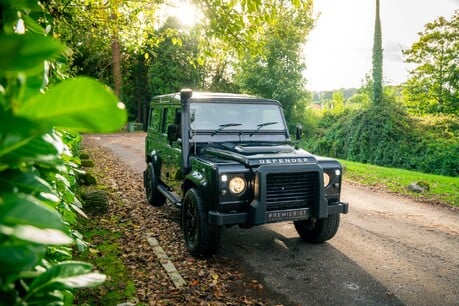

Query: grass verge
[[339, 159, 459, 207]]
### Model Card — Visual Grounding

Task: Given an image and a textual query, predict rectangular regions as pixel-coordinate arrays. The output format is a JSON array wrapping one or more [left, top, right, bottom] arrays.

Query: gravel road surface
[[88, 133, 459, 306]]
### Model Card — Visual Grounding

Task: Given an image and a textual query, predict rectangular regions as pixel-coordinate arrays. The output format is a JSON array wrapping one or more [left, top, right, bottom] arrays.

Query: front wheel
[[143, 163, 165, 207], [294, 214, 340, 243], [181, 188, 221, 257]]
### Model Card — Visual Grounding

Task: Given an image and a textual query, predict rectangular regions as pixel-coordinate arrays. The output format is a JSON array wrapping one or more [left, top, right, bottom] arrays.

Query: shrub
[[0, 1, 127, 304], [302, 100, 458, 177]]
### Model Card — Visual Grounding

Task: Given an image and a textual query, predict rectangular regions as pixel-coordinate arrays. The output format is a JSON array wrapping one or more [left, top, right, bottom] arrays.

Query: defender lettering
[[259, 157, 310, 164]]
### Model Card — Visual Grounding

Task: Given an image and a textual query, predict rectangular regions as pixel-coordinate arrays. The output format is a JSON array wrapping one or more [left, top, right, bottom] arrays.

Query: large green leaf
[[0, 133, 61, 167], [0, 224, 73, 245], [0, 113, 44, 159], [0, 0, 43, 11], [25, 289, 70, 306], [17, 77, 127, 132], [0, 193, 65, 230], [0, 33, 65, 76], [0, 241, 45, 273], [0, 169, 54, 194], [27, 261, 106, 296]]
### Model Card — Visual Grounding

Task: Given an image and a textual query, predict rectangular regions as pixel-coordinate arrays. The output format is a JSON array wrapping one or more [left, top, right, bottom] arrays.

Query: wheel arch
[[183, 170, 213, 209], [146, 150, 161, 175]]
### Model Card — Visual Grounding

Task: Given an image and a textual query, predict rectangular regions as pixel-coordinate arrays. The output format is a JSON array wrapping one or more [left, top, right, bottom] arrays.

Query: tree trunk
[[111, 38, 122, 97], [372, 0, 383, 105]]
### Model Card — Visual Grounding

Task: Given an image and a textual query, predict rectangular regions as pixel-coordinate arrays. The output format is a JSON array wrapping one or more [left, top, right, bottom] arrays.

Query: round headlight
[[228, 176, 246, 195], [323, 172, 331, 187]]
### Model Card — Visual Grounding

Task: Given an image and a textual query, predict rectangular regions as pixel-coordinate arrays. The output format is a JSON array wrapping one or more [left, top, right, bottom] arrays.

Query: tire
[[143, 163, 165, 206], [294, 214, 340, 243], [181, 188, 221, 257]]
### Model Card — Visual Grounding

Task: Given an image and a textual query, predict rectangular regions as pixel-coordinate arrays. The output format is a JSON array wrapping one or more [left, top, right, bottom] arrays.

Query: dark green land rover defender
[[144, 89, 348, 257]]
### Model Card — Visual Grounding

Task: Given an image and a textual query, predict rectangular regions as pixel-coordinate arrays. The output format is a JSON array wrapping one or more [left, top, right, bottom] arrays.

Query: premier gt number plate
[[266, 208, 309, 222]]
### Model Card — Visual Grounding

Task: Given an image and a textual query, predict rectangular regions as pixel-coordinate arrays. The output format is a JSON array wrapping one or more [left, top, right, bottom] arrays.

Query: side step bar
[[157, 185, 182, 207]]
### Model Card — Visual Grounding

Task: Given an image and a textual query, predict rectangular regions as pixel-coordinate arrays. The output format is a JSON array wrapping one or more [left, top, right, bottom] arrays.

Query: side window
[[164, 107, 181, 138], [149, 107, 161, 131], [166, 107, 176, 126]]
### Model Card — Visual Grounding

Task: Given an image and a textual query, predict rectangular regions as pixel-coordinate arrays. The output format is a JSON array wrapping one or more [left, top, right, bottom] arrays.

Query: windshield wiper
[[211, 123, 242, 136], [250, 121, 278, 136]]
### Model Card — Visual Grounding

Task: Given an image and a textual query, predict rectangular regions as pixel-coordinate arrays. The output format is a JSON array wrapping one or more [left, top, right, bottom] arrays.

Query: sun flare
[[160, 0, 202, 28]]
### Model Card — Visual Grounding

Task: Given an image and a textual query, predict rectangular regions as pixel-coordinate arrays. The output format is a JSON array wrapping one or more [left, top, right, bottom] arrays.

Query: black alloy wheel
[[181, 188, 220, 257]]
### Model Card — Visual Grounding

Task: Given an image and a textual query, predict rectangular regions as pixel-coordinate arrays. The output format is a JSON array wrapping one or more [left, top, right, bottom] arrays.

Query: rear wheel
[[143, 163, 165, 206], [294, 214, 340, 243], [181, 188, 221, 257]]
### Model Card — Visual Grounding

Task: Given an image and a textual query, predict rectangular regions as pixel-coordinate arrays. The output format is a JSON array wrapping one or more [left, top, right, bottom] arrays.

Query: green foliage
[[148, 17, 204, 96], [322, 91, 346, 115], [54, 0, 312, 121], [0, 1, 127, 304], [411, 115, 459, 176], [403, 10, 459, 115], [302, 97, 458, 177], [235, 2, 313, 127], [193, 0, 311, 57]]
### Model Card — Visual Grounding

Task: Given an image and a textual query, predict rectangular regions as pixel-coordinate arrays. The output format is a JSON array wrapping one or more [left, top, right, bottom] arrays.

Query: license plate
[[266, 208, 309, 222]]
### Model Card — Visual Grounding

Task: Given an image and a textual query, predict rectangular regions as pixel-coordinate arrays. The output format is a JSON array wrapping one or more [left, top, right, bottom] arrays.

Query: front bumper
[[208, 201, 349, 226]]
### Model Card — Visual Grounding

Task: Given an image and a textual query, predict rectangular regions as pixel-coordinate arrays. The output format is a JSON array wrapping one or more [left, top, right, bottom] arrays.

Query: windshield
[[190, 102, 286, 132]]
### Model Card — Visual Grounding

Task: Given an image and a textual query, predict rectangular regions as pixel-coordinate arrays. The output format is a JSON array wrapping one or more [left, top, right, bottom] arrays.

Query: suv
[[144, 89, 348, 257]]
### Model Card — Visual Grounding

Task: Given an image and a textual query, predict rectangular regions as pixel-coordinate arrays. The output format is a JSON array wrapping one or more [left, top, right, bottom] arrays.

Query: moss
[[81, 159, 95, 167], [74, 219, 137, 305]]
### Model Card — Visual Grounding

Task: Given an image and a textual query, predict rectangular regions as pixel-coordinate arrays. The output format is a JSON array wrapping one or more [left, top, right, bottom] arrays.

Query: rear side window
[[150, 105, 181, 134], [149, 107, 161, 131]]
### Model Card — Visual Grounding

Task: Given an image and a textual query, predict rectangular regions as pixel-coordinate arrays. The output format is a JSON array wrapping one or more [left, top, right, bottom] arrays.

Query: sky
[[304, 0, 459, 91]]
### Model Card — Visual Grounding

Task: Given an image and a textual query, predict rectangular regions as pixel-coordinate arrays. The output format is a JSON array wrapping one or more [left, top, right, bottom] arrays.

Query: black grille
[[265, 172, 318, 211]]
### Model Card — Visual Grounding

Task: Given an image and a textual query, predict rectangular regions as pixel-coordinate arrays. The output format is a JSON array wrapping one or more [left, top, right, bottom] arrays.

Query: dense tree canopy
[[403, 10, 459, 115], [235, 2, 313, 125], [48, 0, 313, 124], [148, 17, 204, 96]]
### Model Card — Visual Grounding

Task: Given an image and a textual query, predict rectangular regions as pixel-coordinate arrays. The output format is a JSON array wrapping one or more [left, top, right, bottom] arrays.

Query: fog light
[[229, 176, 246, 195]]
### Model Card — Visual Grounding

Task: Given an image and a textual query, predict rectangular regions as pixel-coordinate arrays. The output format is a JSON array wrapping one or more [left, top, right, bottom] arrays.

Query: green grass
[[339, 159, 459, 207]]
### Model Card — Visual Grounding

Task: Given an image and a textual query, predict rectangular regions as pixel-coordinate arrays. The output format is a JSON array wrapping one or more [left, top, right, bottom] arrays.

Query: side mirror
[[167, 124, 179, 142], [295, 124, 303, 140]]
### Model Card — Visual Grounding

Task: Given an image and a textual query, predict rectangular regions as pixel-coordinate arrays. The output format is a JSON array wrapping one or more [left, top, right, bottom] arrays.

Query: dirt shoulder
[[77, 135, 288, 305]]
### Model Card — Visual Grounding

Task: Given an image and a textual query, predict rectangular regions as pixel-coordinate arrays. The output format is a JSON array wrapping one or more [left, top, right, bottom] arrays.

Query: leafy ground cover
[[340, 159, 459, 207], [74, 137, 286, 305]]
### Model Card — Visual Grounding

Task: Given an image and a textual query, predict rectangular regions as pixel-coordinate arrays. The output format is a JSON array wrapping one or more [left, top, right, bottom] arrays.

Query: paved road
[[89, 133, 459, 306]]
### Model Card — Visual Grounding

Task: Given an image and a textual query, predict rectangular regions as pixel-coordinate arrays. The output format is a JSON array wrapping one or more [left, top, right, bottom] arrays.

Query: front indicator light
[[323, 173, 331, 187], [229, 177, 246, 195]]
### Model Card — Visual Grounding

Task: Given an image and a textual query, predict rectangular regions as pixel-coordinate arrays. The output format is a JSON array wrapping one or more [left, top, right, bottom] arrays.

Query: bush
[[302, 101, 458, 177], [0, 1, 127, 304]]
